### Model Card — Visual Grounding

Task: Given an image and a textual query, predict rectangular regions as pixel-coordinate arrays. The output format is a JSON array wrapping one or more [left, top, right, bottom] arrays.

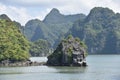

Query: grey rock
[[47, 35, 87, 66]]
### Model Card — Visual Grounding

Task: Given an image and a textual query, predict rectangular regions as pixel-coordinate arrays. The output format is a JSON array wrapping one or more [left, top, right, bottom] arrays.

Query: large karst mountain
[[69, 7, 120, 54]]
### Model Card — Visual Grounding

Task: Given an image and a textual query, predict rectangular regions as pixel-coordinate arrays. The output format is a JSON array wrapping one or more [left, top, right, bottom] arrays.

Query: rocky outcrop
[[47, 35, 87, 66]]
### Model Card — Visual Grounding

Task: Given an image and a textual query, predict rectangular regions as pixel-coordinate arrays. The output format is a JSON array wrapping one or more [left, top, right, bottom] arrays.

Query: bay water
[[0, 55, 120, 80]]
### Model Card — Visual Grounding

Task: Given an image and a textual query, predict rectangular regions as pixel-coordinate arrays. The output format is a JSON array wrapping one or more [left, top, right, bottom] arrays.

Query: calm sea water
[[0, 55, 120, 80]]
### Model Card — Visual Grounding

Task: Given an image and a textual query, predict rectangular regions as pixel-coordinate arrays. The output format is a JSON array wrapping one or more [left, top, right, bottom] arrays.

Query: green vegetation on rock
[[30, 39, 51, 56], [0, 19, 30, 62]]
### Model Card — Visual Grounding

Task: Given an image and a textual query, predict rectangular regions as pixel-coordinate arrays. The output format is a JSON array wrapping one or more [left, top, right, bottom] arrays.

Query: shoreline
[[0, 61, 46, 67]]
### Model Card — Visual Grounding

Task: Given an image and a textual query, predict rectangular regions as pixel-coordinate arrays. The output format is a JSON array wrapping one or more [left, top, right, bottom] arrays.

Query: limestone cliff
[[47, 35, 87, 66]]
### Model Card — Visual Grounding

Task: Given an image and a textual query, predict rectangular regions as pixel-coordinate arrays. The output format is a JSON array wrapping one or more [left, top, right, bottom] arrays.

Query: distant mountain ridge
[[0, 14, 11, 21], [24, 8, 86, 47], [43, 8, 85, 24]]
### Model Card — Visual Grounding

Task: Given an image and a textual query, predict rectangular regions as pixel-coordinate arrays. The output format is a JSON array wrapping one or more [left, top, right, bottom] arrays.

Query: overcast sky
[[0, 0, 120, 25]]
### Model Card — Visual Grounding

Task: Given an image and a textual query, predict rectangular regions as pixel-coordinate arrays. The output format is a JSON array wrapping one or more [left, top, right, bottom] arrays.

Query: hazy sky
[[0, 0, 120, 25]]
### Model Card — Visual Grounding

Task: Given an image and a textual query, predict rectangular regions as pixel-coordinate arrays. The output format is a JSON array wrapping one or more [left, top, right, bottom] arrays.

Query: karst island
[[47, 35, 88, 66]]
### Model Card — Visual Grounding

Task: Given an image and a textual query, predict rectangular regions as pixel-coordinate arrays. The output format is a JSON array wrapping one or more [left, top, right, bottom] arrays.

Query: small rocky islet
[[47, 35, 88, 67]]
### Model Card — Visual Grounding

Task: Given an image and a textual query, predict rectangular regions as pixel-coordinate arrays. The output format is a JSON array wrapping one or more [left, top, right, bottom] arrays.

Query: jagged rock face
[[47, 36, 87, 66]]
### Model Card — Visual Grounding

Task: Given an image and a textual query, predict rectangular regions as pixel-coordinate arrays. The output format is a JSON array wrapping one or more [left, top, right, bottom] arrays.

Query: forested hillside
[[0, 19, 30, 61], [68, 7, 120, 54]]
